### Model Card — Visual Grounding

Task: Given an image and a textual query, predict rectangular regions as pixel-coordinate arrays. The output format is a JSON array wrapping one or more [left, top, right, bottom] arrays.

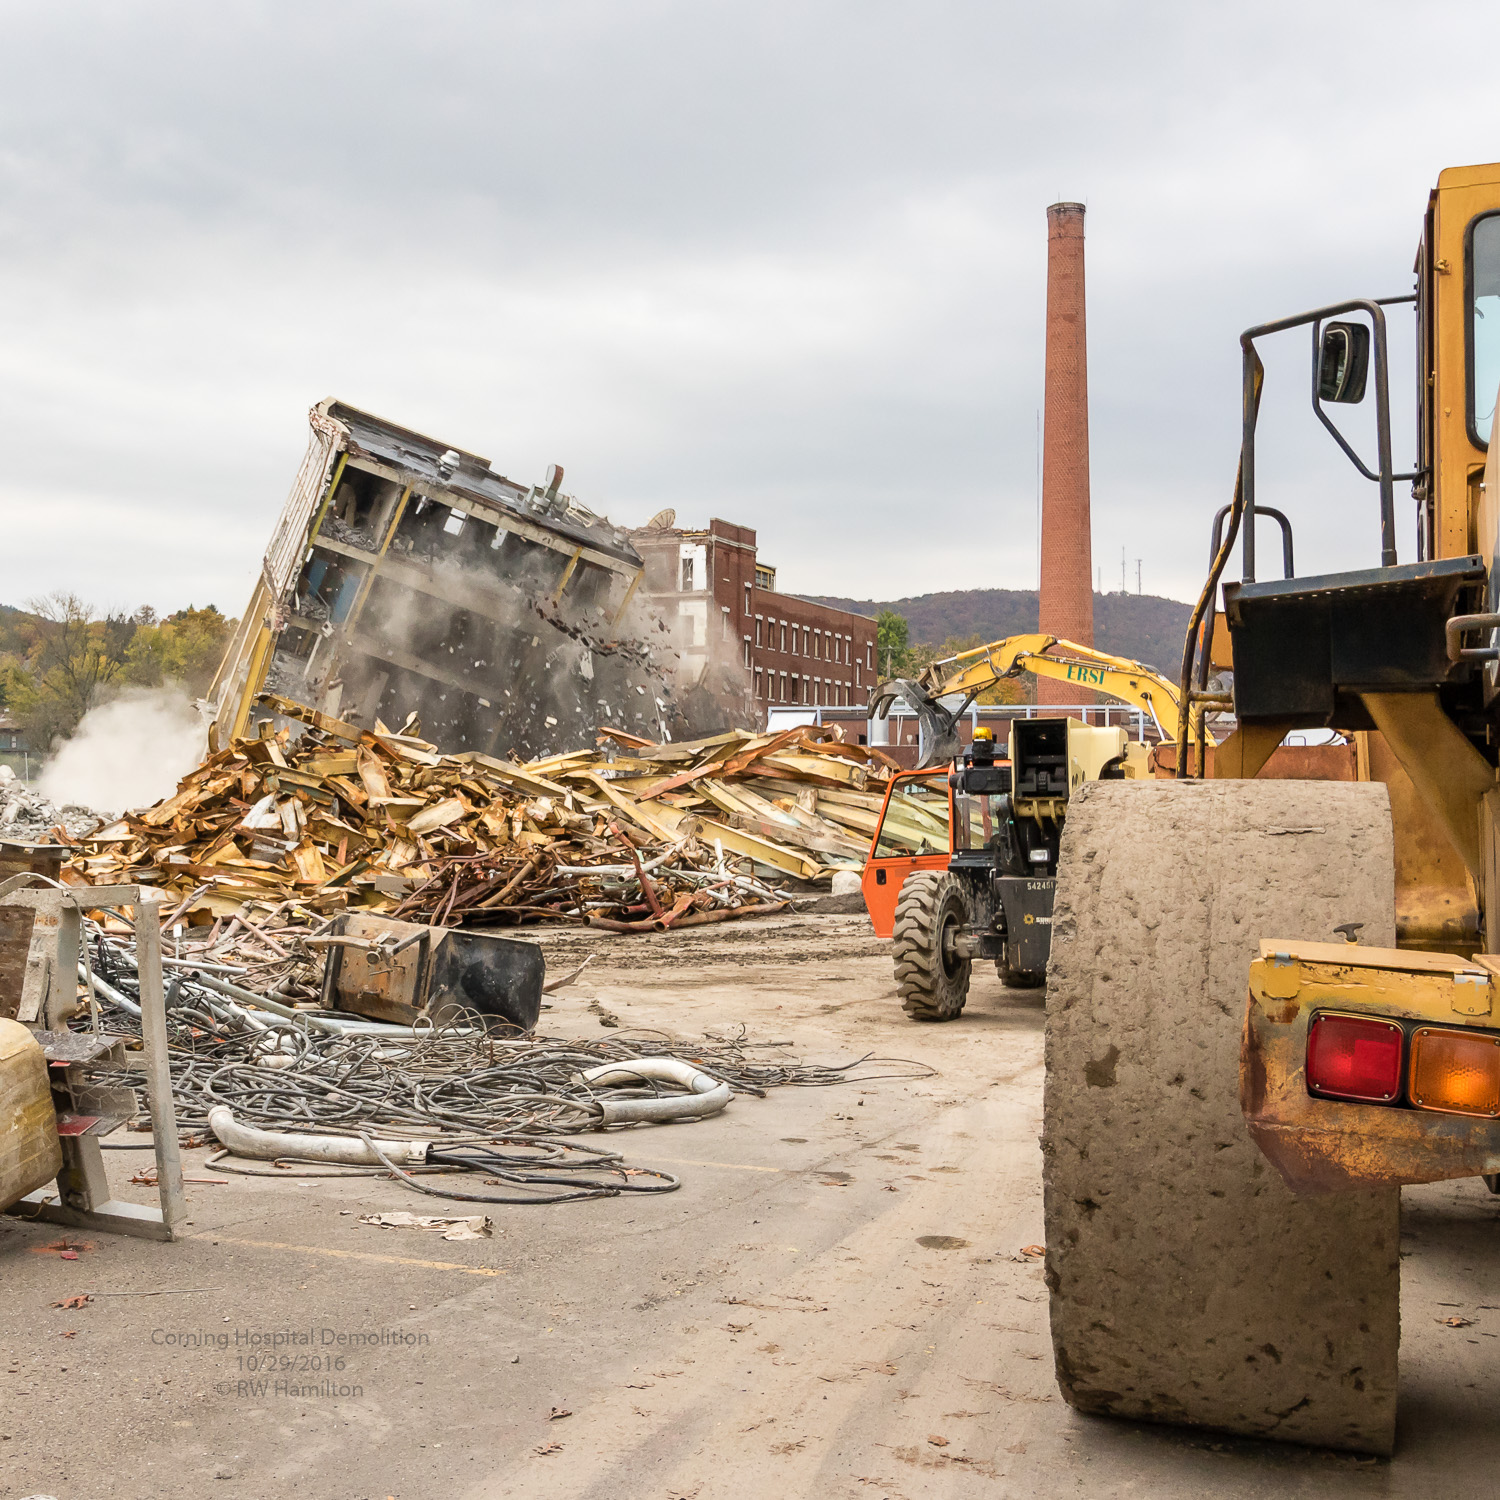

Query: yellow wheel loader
[[1043, 161, 1500, 1456]]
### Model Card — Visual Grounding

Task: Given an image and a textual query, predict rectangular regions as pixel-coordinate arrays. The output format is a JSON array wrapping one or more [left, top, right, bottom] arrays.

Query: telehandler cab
[[864, 634, 1170, 1018]]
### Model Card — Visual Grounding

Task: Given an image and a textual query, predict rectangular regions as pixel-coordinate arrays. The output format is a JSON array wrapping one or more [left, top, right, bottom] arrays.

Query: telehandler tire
[[1043, 779, 1401, 1455], [893, 871, 971, 1021]]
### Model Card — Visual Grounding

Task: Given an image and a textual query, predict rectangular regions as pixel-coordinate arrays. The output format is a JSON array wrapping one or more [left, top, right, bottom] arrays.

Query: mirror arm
[[1242, 295, 1409, 576]]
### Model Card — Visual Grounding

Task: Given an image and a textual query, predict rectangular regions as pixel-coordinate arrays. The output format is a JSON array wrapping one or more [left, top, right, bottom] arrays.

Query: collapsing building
[[210, 400, 679, 757]]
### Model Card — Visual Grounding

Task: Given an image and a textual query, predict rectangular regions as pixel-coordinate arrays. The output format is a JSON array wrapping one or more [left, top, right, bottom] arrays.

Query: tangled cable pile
[[76, 930, 935, 1205]]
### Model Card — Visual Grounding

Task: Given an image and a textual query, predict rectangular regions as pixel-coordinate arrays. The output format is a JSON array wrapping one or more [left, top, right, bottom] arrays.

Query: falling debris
[[207, 401, 699, 764]]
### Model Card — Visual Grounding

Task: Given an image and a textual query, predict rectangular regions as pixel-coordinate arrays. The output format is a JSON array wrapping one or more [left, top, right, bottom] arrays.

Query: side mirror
[[1317, 321, 1370, 404]]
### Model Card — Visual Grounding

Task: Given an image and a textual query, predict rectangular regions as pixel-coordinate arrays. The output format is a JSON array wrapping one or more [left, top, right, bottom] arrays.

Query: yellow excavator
[[1043, 160, 1500, 1457], [871, 630, 1213, 769]]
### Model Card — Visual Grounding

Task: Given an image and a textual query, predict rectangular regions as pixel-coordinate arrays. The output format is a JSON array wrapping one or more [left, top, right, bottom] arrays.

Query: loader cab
[[1195, 162, 1500, 952]]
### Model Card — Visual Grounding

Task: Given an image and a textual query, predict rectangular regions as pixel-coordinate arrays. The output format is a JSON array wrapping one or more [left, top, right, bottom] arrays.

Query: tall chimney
[[1039, 201, 1094, 704]]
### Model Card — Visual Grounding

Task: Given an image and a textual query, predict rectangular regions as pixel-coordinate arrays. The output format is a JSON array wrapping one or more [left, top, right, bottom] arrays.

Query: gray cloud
[[0, 0, 1491, 619]]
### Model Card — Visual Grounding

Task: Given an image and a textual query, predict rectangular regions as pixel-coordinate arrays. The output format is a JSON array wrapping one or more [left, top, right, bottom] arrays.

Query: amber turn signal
[[1408, 1026, 1500, 1118]]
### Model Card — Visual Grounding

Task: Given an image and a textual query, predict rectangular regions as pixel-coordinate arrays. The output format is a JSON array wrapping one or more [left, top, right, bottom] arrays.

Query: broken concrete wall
[[212, 400, 684, 757]]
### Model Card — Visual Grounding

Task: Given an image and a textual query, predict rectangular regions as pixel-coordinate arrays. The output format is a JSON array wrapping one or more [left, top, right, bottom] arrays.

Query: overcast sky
[[0, 1, 1494, 620]]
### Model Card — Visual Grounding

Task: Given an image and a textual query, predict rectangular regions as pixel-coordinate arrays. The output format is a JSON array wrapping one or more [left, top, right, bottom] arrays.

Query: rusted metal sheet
[[1242, 939, 1500, 1192], [319, 911, 544, 1033]]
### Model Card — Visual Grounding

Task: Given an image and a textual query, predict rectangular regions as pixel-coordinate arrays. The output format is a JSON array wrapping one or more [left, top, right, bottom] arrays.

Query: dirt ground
[[2, 912, 1498, 1499]]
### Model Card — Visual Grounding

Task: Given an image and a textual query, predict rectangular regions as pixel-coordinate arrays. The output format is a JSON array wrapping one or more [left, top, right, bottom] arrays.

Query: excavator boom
[[870, 632, 1196, 768]]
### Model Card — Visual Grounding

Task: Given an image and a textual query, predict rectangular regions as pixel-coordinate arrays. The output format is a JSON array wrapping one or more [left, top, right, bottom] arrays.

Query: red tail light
[[1306, 1013, 1403, 1103]]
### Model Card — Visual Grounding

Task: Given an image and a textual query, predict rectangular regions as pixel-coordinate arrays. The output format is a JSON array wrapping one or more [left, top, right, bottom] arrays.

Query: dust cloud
[[39, 686, 207, 813]]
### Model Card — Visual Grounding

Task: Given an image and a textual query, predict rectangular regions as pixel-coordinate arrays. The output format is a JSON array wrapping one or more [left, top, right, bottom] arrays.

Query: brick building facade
[[632, 516, 879, 720]]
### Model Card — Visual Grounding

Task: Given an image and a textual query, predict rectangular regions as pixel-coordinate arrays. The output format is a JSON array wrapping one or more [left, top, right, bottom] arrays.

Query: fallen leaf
[[1439, 1316, 1476, 1328], [51, 1295, 92, 1310], [927, 1434, 949, 1448], [1019, 1245, 1045, 1258], [534, 1442, 562, 1455], [548, 1406, 572, 1420], [858, 1361, 898, 1375], [60, 1330, 77, 1338]]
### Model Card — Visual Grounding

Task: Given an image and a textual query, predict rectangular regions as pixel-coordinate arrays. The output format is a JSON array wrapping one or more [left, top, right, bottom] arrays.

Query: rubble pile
[[60, 694, 902, 933], [0, 765, 108, 843]]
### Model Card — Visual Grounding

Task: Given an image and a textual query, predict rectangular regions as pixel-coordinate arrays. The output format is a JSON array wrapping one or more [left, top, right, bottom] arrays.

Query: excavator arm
[[870, 632, 1201, 768]]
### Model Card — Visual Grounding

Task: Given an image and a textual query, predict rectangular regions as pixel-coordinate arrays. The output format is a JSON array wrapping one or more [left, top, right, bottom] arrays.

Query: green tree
[[0, 596, 236, 752], [1, 593, 123, 749], [875, 610, 911, 677], [124, 605, 234, 694]]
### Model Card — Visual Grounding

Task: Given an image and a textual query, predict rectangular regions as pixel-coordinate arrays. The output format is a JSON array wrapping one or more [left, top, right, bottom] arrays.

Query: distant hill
[[804, 589, 1194, 675]]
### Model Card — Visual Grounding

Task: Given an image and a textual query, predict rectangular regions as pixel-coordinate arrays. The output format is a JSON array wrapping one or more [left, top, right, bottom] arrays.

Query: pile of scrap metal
[[55, 698, 897, 936], [209, 399, 691, 762]]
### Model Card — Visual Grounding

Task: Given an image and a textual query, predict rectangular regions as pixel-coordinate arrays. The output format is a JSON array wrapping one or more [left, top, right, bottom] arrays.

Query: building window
[[789, 627, 798, 656], [743, 636, 752, 668], [866, 643, 873, 670], [755, 615, 763, 646], [680, 555, 694, 591], [804, 627, 811, 655], [780, 671, 788, 700], [755, 668, 763, 698], [755, 564, 776, 591], [779, 622, 786, 653], [744, 582, 751, 615], [855, 661, 861, 687], [802, 676, 809, 705], [721, 606, 730, 641]]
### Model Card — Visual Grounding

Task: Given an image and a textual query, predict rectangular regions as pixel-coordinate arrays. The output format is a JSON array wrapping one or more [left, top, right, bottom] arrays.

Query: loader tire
[[1044, 779, 1401, 1455], [893, 871, 971, 1021]]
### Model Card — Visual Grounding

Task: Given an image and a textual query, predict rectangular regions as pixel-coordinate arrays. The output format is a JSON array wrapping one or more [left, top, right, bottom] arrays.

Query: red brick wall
[[747, 587, 877, 710]]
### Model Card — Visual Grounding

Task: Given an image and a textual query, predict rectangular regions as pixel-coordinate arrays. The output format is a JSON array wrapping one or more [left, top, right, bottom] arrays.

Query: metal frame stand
[[2, 880, 185, 1242]]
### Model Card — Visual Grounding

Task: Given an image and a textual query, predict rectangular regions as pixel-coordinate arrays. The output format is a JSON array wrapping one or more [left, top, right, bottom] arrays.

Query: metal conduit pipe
[[77, 964, 142, 1017], [207, 1105, 431, 1166], [188, 971, 468, 1037], [580, 1058, 733, 1125]]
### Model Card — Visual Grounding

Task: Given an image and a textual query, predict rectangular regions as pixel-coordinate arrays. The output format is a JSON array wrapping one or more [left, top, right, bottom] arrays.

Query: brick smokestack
[[1039, 201, 1094, 705]]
